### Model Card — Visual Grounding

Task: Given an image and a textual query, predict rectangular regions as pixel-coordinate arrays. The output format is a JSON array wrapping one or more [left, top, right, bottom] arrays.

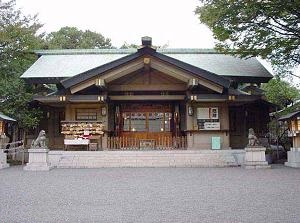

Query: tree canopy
[[261, 77, 300, 109], [120, 41, 169, 49], [0, 1, 115, 130], [0, 0, 42, 130], [45, 26, 112, 49], [120, 42, 139, 49], [195, 0, 300, 77]]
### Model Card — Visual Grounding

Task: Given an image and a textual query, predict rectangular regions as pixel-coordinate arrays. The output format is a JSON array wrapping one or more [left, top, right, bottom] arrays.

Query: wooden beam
[[70, 79, 96, 94], [33, 95, 60, 103], [108, 84, 187, 91], [198, 79, 223, 93], [95, 78, 106, 89], [188, 78, 199, 89], [68, 95, 106, 103], [102, 59, 144, 82], [151, 60, 223, 93], [70, 59, 144, 94], [109, 95, 185, 101], [150, 61, 190, 82]]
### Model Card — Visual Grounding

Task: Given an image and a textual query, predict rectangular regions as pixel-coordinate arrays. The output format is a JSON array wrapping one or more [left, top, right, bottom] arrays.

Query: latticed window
[[122, 112, 172, 132]]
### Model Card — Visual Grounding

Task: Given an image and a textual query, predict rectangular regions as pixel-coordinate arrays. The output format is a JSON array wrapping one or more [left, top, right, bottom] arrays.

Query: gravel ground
[[0, 165, 300, 223]]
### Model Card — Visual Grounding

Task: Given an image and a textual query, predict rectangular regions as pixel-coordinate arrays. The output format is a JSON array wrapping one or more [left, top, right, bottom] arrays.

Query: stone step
[[49, 150, 245, 168]]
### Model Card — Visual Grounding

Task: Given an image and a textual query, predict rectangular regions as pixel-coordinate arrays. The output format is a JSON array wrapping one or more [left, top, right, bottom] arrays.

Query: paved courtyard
[[0, 165, 300, 223]]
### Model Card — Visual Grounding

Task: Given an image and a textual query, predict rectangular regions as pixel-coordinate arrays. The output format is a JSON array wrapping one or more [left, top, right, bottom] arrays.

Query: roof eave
[[61, 51, 143, 89], [151, 51, 230, 88]]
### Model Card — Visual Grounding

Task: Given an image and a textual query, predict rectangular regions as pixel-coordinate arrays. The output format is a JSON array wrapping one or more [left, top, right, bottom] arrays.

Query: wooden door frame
[[116, 102, 175, 137]]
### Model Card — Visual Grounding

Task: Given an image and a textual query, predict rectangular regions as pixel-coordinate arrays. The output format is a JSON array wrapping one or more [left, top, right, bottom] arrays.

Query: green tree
[[195, 0, 300, 77], [0, 0, 42, 131], [120, 42, 139, 49], [45, 26, 112, 49], [120, 41, 169, 49], [261, 77, 300, 109]]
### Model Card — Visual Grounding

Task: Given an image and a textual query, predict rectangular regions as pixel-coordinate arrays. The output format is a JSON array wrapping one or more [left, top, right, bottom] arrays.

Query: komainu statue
[[31, 130, 47, 148], [248, 128, 260, 146]]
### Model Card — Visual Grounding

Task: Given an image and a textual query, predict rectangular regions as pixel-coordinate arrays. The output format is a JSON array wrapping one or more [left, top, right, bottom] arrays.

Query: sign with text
[[204, 122, 220, 130]]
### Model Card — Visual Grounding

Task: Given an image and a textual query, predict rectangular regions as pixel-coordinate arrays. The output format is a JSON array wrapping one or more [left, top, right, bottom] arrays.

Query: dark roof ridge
[[34, 48, 227, 56]]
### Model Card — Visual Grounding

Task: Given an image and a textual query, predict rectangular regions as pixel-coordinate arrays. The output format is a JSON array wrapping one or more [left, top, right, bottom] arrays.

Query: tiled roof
[[278, 110, 300, 121], [21, 48, 272, 81], [61, 47, 230, 89]]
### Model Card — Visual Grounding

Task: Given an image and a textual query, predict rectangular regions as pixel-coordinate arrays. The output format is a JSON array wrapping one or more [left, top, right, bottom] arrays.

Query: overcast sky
[[16, 0, 215, 48], [15, 0, 300, 85]]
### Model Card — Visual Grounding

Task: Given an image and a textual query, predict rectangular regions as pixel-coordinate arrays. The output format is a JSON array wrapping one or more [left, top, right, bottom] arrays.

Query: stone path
[[0, 165, 300, 223]]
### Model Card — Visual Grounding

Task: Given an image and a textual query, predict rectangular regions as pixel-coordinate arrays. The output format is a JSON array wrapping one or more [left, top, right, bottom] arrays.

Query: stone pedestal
[[244, 146, 270, 169], [0, 149, 9, 169], [285, 148, 300, 168], [23, 148, 52, 171]]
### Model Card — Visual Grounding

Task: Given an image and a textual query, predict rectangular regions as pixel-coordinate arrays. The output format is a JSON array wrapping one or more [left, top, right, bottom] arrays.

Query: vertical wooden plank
[[158, 136, 161, 150]]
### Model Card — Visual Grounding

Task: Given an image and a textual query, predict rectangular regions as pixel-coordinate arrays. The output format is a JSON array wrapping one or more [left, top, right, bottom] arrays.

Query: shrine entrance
[[110, 103, 185, 149]]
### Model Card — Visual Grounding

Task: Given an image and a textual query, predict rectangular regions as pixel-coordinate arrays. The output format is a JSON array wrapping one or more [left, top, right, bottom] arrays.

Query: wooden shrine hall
[[21, 37, 274, 151]]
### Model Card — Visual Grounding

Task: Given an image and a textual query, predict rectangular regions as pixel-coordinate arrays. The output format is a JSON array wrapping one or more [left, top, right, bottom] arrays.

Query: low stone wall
[[48, 150, 245, 168]]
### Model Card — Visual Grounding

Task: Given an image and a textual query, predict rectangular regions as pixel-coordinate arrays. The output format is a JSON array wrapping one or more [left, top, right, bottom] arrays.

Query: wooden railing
[[107, 136, 187, 150]]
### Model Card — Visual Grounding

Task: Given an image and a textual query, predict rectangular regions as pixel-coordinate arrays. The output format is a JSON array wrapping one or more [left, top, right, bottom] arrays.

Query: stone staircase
[[49, 150, 245, 168]]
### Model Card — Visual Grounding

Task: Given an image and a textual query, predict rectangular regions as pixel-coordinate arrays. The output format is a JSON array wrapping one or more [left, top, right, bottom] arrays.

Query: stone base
[[0, 163, 9, 169], [243, 146, 271, 169], [23, 148, 52, 171], [244, 161, 271, 169], [285, 150, 300, 168], [23, 163, 52, 171], [285, 161, 300, 168]]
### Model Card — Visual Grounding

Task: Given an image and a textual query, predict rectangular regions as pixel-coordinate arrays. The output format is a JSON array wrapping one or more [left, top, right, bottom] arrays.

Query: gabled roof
[[278, 110, 300, 121], [61, 47, 230, 89], [21, 48, 273, 84]]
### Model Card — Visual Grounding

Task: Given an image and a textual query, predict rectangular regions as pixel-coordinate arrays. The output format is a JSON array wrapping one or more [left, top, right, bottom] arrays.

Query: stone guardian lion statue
[[248, 128, 260, 146], [31, 130, 47, 148]]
